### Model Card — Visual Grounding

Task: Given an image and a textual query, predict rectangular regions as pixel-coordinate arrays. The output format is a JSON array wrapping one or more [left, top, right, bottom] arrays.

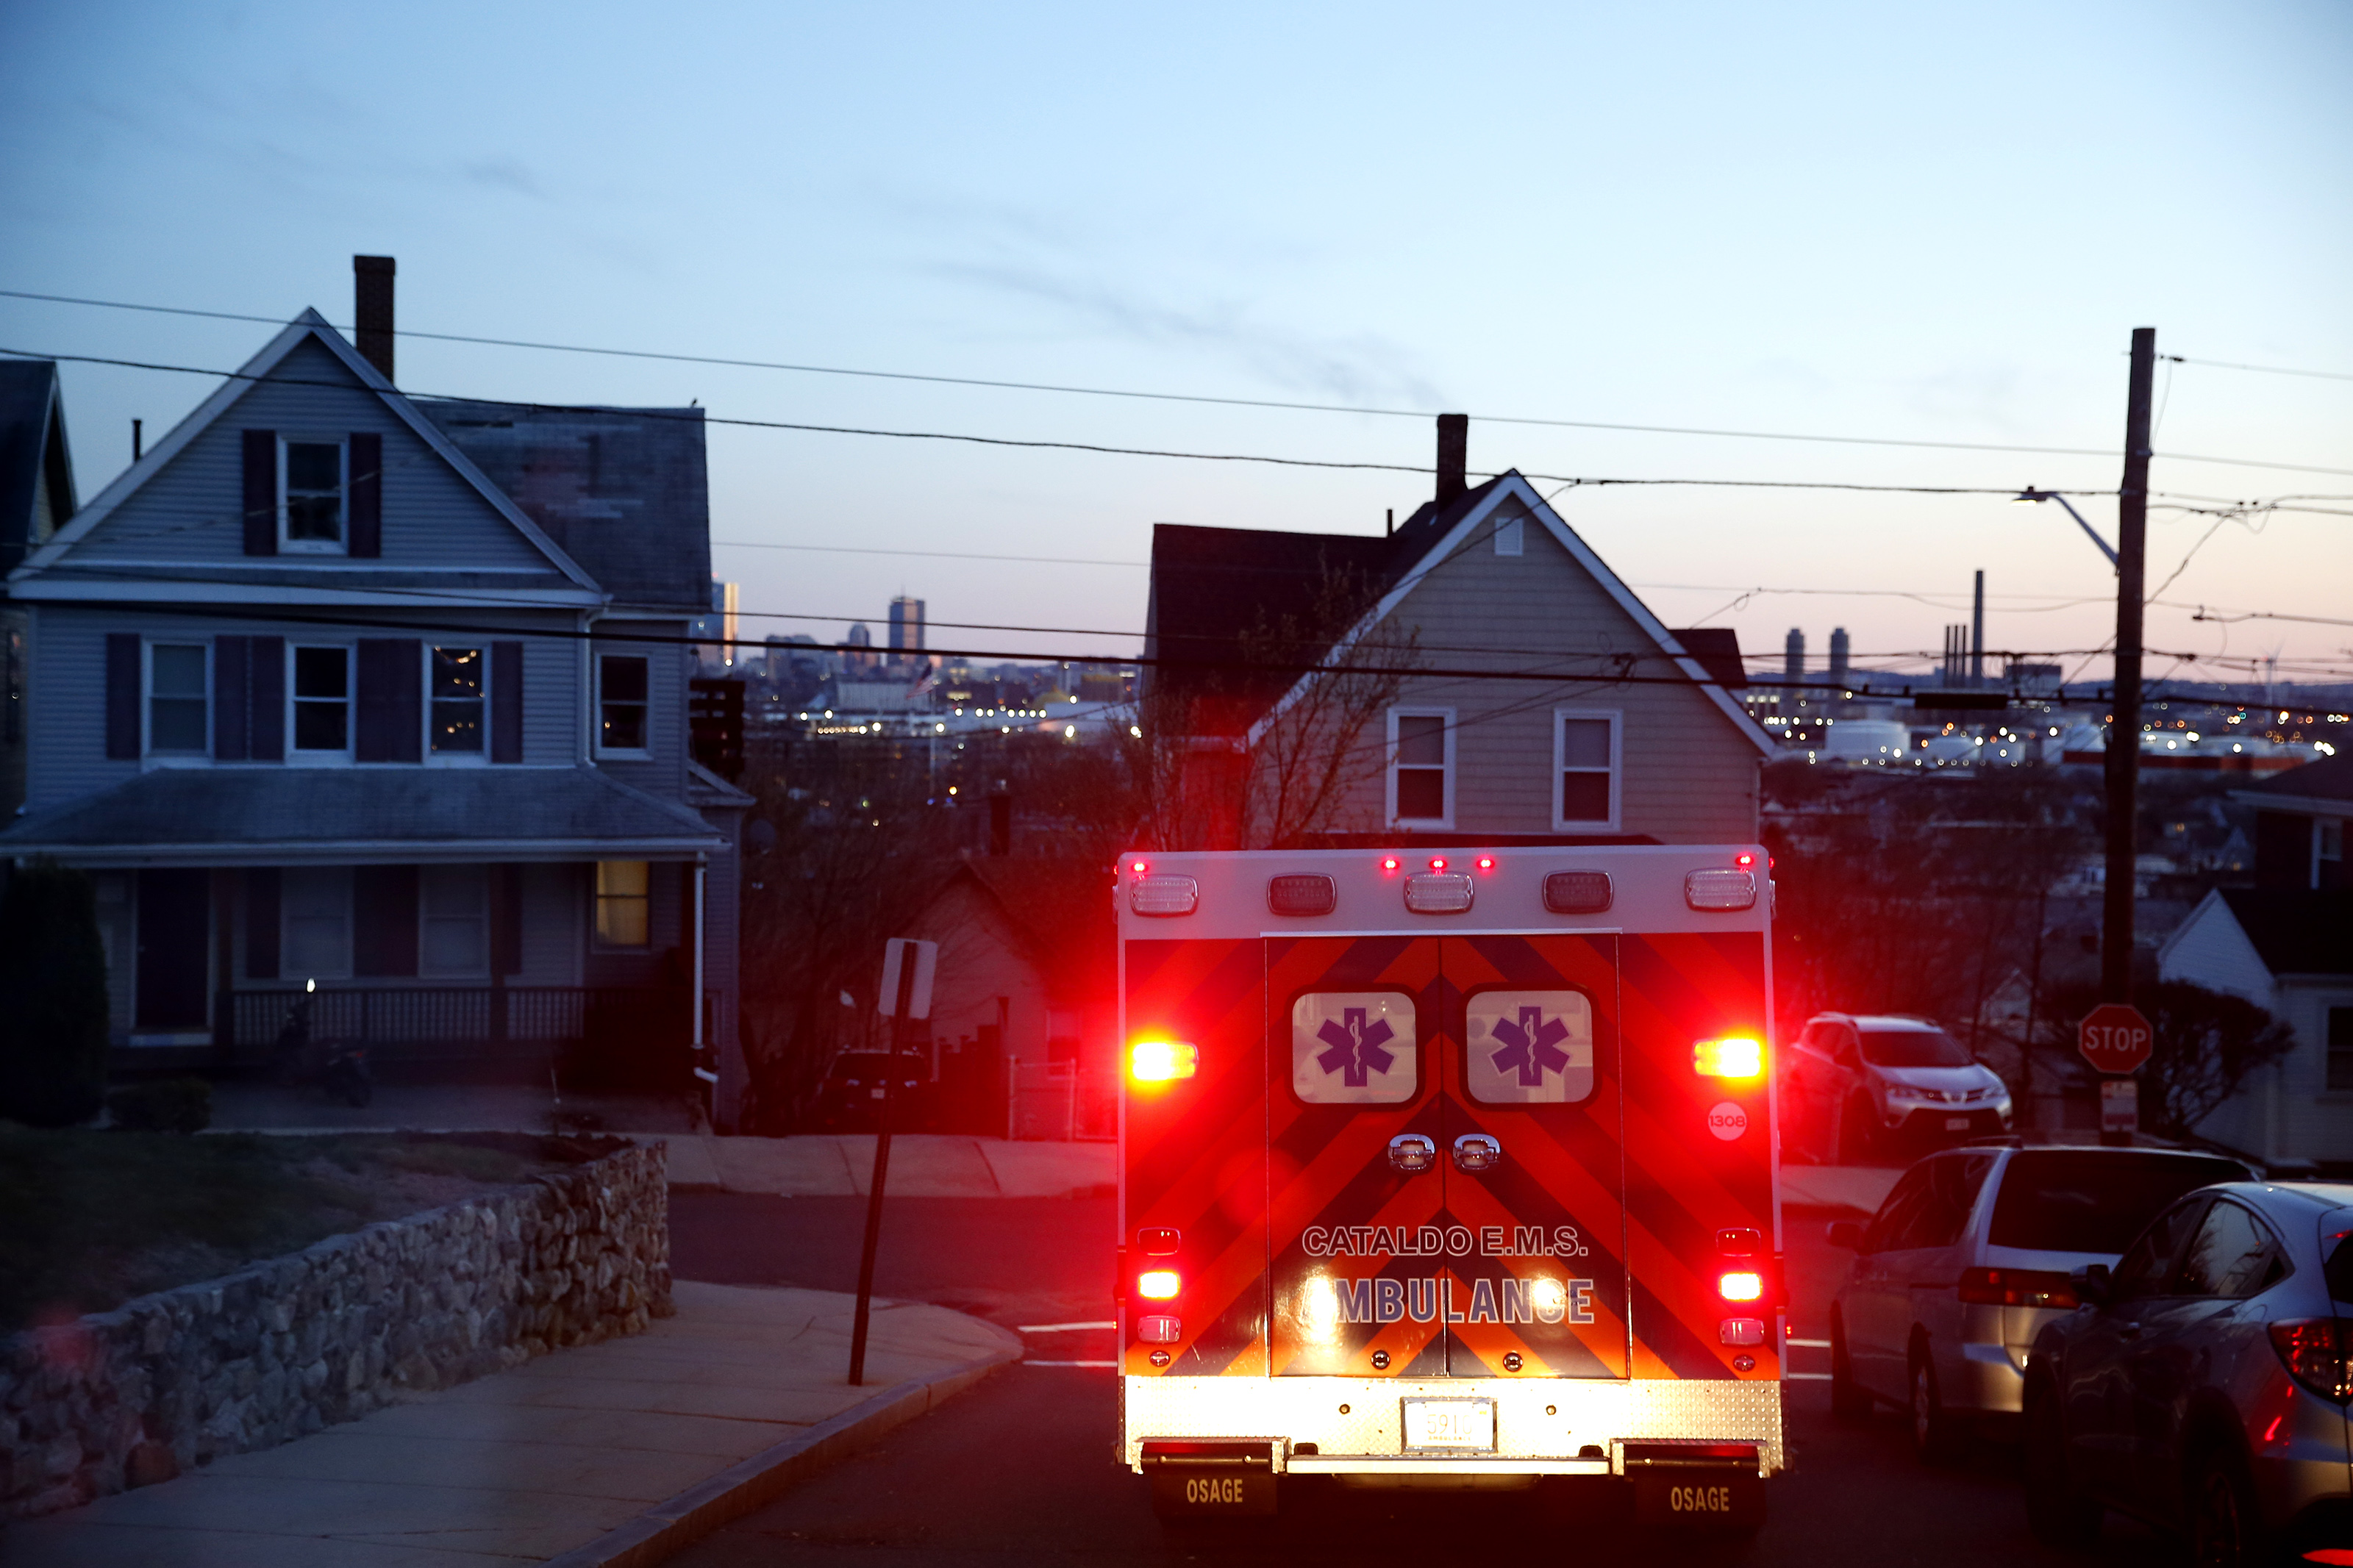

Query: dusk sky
[[4, 1, 2348, 686]]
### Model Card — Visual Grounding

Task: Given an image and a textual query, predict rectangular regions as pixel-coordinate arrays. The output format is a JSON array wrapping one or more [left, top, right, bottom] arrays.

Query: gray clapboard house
[[1, 301, 751, 1120]]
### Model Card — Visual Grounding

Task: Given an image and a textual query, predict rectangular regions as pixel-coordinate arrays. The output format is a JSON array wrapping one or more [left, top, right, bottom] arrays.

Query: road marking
[[1783, 1372, 1832, 1381], [1024, 1359, 1118, 1368], [1785, 1338, 1831, 1348], [1017, 1321, 1117, 1333]]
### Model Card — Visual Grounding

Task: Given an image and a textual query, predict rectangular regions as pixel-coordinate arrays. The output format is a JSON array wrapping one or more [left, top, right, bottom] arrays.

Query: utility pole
[[2102, 329, 2155, 1005]]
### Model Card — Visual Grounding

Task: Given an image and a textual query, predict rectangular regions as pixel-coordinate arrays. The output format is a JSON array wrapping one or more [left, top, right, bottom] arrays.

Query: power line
[[5, 287, 2350, 476], [2166, 353, 2353, 385]]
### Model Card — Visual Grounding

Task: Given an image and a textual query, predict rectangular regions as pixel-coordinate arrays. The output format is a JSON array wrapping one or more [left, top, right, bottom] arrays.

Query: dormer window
[[281, 439, 347, 552]]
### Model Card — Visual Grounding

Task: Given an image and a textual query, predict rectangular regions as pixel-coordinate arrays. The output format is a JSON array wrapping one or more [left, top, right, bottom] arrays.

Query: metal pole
[[2102, 330, 2155, 1008], [848, 956, 917, 1385]]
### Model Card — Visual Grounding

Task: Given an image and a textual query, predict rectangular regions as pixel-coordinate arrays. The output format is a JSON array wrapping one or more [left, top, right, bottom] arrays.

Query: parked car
[[2023, 1180, 2353, 1564], [1827, 1142, 2253, 1461], [1784, 1012, 2013, 1162], [813, 1049, 932, 1133]]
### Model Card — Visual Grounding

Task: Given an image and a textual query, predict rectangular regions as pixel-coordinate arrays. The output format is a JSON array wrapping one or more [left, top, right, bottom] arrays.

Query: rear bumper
[[1122, 1376, 1785, 1476]]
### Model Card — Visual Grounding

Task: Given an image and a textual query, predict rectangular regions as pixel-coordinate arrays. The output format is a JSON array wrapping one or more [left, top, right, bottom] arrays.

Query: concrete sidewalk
[[8, 1283, 1020, 1567], [653, 1134, 1112, 1198]]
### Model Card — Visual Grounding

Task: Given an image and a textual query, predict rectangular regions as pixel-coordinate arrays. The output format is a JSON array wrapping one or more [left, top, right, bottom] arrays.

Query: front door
[[135, 868, 211, 1031], [1267, 934, 1629, 1378]]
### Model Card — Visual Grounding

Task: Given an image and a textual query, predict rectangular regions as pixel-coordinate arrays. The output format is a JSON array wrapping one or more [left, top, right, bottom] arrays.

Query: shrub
[[106, 1078, 214, 1134], [0, 859, 113, 1127]]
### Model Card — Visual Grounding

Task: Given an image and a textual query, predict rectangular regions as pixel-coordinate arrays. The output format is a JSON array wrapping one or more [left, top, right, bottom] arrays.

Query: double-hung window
[[146, 642, 210, 755], [420, 865, 489, 975], [282, 867, 354, 978], [594, 861, 651, 948], [1553, 709, 1621, 831], [599, 654, 650, 753], [280, 439, 347, 552], [2329, 1007, 2353, 1095], [430, 647, 487, 756], [291, 646, 352, 756], [1388, 708, 1453, 827]]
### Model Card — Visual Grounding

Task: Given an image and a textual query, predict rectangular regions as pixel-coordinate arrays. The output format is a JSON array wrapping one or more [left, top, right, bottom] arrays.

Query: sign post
[[2079, 1003, 2152, 1146], [848, 937, 936, 1386]]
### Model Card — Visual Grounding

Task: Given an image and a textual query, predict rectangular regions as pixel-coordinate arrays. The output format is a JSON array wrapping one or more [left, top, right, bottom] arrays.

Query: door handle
[[1452, 1134, 1503, 1174], [1387, 1134, 1438, 1173]]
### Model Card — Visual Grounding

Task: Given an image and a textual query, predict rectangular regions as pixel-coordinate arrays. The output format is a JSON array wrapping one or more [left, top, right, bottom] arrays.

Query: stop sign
[[2079, 1003, 2154, 1075]]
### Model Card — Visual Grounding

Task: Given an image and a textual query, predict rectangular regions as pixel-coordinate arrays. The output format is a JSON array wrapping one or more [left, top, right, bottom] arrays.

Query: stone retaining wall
[[1, 1137, 671, 1519]]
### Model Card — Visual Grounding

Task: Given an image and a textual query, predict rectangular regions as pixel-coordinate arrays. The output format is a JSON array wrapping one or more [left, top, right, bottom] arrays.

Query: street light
[[2013, 488, 2120, 570]]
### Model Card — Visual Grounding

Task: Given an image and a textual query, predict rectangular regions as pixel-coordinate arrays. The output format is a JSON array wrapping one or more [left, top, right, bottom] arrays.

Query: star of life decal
[[1291, 992, 1417, 1104], [1465, 990, 1595, 1104]]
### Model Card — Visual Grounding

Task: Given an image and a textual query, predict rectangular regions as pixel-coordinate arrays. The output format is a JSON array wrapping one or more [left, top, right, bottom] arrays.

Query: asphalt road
[[668, 1192, 2174, 1566]]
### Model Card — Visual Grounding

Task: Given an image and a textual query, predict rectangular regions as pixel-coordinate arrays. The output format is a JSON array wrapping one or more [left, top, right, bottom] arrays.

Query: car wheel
[[2021, 1377, 2099, 1547], [2187, 1445, 2266, 1568], [1829, 1313, 1872, 1422], [1907, 1347, 1964, 1464]]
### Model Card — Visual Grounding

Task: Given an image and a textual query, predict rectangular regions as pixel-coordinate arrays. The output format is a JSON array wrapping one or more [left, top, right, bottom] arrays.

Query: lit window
[[1390, 709, 1452, 826], [1554, 710, 1619, 830], [281, 440, 346, 551], [431, 647, 486, 753], [291, 646, 351, 753], [420, 865, 488, 975], [595, 860, 650, 948], [599, 655, 650, 752], [147, 643, 208, 753]]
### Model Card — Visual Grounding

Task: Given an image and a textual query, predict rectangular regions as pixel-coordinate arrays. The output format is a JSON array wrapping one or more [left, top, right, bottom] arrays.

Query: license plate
[[1402, 1397, 1496, 1453], [1945, 1116, 1970, 1131]]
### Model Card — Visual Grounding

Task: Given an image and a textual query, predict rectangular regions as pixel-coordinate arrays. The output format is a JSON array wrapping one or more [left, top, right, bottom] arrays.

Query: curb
[[540, 1331, 1023, 1568]]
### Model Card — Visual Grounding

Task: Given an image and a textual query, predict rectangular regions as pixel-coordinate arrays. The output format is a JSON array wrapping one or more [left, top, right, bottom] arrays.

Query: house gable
[[10, 314, 601, 608], [2158, 889, 2277, 1005]]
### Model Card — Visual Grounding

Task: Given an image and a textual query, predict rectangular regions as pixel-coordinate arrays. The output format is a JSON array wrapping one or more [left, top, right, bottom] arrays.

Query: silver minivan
[[1827, 1142, 2252, 1459]]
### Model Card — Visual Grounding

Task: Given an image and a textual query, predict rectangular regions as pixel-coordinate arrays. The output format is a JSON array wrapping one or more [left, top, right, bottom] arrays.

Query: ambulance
[[1114, 844, 1781, 1527]]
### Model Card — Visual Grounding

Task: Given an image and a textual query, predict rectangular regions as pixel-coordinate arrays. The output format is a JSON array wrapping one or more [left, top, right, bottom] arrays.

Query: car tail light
[[1956, 1267, 2079, 1309], [1685, 867, 1757, 911], [2270, 1320, 2353, 1401], [1137, 1315, 1182, 1344], [1138, 1270, 1181, 1300], [1718, 1270, 1765, 1303], [1542, 870, 1613, 914], [1129, 1040, 1199, 1083], [1693, 1037, 1764, 1078], [1129, 874, 1199, 917], [1266, 874, 1338, 916], [1404, 873, 1474, 914]]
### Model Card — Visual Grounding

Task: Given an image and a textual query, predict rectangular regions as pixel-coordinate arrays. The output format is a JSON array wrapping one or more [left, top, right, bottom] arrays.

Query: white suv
[[1785, 1012, 2013, 1162]]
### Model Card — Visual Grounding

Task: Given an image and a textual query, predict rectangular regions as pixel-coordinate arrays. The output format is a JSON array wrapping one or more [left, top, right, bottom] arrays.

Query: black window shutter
[[213, 636, 250, 761], [246, 867, 281, 979], [354, 639, 422, 762], [348, 432, 382, 557], [491, 641, 523, 763], [241, 430, 277, 556], [353, 864, 419, 977], [105, 634, 141, 759], [249, 637, 285, 760], [493, 864, 524, 976]]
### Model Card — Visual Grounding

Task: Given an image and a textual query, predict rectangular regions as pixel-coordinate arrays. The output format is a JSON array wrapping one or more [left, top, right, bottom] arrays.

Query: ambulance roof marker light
[[1379, 856, 1402, 876], [1428, 856, 1449, 872], [1129, 859, 1149, 876], [1475, 855, 1496, 873], [1735, 852, 1755, 869]]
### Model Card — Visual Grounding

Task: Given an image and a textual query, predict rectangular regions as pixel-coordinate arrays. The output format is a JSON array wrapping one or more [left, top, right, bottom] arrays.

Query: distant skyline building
[[1829, 627, 1851, 689], [890, 596, 925, 652], [1783, 627, 1805, 700]]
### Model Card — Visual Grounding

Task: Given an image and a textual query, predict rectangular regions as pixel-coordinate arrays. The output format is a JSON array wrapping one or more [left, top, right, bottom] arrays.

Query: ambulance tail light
[[1129, 1040, 1199, 1084], [1138, 1270, 1182, 1300], [1136, 1315, 1182, 1344], [1717, 1270, 1765, 1303], [1129, 875, 1199, 917], [1693, 1037, 1765, 1079], [1685, 867, 1758, 911]]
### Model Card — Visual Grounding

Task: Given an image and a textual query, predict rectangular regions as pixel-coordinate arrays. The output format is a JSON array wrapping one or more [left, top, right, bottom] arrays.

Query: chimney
[[353, 255, 396, 382], [1435, 413, 1468, 507]]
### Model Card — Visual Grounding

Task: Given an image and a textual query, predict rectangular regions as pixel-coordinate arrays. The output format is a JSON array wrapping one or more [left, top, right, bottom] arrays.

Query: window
[[1988, 1151, 2250, 1254], [1291, 992, 1418, 1104], [430, 647, 486, 755], [599, 654, 650, 753], [2174, 1200, 2282, 1299], [2111, 1197, 2209, 1300], [146, 642, 208, 753], [1389, 709, 1452, 826], [282, 867, 353, 978], [1882, 1153, 1994, 1252], [420, 865, 488, 975], [594, 860, 650, 948], [280, 439, 346, 551], [1553, 709, 1619, 830], [291, 646, 351, 753], [1465, 989, 1594, 1105], [1493, 515, 1524, 556], [2329, 1007, 2353, 1093], [1860, 1164, 1933, 1255]]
